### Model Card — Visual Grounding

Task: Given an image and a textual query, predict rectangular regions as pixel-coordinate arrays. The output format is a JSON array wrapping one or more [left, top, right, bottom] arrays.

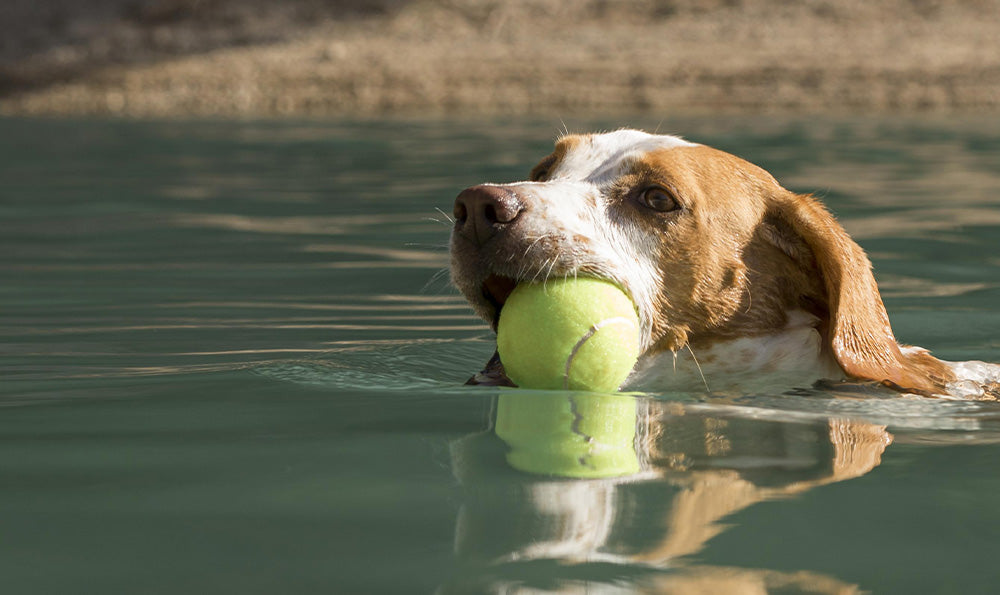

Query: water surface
[[3, 116, 1000, 593]]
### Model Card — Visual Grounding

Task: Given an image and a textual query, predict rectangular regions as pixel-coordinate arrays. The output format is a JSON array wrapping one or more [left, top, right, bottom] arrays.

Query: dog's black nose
[[453, 184, 524, 246]]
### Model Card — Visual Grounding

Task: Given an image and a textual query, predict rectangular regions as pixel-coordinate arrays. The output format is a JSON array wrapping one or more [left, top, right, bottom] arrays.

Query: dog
[[449, 129, 999, 398]]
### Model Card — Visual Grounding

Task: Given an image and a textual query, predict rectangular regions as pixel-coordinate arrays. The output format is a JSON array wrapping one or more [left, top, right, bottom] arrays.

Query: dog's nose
[[453, 185, 524, 246]]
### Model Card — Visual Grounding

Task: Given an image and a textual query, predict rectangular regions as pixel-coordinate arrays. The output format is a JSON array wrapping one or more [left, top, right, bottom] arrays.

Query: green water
[[3, 116, 1000, 593]]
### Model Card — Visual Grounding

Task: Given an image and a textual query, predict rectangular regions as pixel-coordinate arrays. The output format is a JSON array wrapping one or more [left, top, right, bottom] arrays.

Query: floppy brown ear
[[768, 192, 953, 395]]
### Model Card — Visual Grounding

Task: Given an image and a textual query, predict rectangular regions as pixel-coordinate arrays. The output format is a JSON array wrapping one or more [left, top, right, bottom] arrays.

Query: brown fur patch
[[766, 191, 955, 394], [632, 145, 955, 393], [529, 135, 581, 181], [628, 146, 788, 351]]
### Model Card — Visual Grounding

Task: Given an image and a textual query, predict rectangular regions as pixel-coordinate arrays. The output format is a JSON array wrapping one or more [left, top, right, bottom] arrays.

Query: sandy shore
[[2, 0, 999, 117]]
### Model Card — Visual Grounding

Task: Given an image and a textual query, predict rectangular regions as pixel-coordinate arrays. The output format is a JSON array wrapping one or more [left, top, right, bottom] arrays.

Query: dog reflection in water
[[446, 392, 889, 593]]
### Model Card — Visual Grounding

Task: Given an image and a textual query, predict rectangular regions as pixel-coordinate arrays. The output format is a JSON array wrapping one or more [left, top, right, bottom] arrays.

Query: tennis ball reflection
[[494, 391, 640, 479]]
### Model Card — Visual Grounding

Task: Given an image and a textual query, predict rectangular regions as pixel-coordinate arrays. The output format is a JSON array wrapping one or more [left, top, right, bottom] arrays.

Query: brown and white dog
[[449, 129, 998, 398]]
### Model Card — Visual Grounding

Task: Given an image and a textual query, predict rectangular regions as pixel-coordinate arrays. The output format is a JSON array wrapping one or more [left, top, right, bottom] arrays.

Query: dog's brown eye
[[640, 187, 680, 212]]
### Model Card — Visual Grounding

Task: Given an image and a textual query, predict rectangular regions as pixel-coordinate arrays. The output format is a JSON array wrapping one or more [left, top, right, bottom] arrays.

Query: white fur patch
[[488, 131, 697, 347], [489, 179, 660, 344], [627, 311, 843, 393], [553, 130, 697, 185]]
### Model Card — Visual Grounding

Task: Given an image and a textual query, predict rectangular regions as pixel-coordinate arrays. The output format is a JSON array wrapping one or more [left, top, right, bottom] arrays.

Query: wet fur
[[450, 130, 968, 396]]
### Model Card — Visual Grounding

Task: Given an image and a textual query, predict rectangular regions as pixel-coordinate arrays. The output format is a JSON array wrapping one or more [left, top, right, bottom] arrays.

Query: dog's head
[[449, 129, 952, 394]]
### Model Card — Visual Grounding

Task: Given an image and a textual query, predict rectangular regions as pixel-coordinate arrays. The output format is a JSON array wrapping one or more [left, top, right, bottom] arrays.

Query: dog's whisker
[[420, 268, 452, 293], [405, 242, 449, 250], [685, 344, 711, 393], [545, 257, 559, 282], [535, 258, 557, 286], [433, 207, 455, 224], [522, 235, 546, 258], [532, 259, 548, 284]]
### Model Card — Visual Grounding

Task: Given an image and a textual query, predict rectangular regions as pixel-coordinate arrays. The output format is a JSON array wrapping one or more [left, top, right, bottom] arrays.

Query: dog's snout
[[453, 185, 524, 246]]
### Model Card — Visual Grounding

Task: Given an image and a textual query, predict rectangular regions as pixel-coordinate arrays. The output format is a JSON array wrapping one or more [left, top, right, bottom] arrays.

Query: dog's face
[[450, 130, 802, 351], [449, 129, 954, 394]]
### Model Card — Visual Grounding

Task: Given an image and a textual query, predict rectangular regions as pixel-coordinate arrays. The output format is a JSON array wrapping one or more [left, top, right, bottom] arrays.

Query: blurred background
[[2, 0, 999, 117]]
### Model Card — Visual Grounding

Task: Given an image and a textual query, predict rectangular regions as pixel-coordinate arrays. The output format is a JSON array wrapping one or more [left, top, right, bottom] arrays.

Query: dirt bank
[[2, 0, 999, 117]]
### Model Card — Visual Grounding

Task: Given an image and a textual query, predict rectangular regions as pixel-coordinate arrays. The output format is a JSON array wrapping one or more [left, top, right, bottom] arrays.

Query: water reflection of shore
[[446, 392, 889, 593]]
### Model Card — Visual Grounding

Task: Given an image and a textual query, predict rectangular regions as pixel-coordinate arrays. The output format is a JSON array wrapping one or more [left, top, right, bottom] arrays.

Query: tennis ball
[[496, 277, 641, 392], [495, 392, 640, 478]]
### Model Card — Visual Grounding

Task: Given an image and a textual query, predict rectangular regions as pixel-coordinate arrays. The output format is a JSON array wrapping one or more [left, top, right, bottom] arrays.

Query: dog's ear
[[765, 192, 952, 394]]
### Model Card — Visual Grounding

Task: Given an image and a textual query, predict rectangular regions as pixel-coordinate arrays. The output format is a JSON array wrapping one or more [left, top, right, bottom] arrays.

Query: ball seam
[[563, 316, 636, 390]]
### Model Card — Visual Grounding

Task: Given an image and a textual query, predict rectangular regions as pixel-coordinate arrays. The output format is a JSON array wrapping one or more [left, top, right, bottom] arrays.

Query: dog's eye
[[640, 186, 680, 212]]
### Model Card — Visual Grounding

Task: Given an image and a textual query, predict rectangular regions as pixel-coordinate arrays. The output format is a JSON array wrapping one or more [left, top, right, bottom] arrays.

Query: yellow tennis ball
[[496, 277, 641, 392]]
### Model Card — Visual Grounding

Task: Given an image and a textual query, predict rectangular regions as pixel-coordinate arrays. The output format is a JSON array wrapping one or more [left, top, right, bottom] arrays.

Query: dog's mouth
[[470, 272, 640, 388], [462, 273, 519, 387], [482, 274, 518, 328]]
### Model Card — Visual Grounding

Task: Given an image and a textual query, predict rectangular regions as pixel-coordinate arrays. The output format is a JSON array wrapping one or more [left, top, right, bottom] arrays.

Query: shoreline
[[3, 1, 999, 118]]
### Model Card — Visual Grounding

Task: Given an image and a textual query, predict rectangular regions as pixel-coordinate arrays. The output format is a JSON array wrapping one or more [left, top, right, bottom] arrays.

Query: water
[[2, 116, 1000, 593]]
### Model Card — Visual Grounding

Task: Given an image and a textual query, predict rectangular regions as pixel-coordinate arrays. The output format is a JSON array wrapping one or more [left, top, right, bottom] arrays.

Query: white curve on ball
[[563, 316, 635, 390]]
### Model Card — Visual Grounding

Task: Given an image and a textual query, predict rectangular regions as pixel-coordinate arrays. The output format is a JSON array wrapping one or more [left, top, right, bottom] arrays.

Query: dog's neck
[[631, 311, 841, 393]]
